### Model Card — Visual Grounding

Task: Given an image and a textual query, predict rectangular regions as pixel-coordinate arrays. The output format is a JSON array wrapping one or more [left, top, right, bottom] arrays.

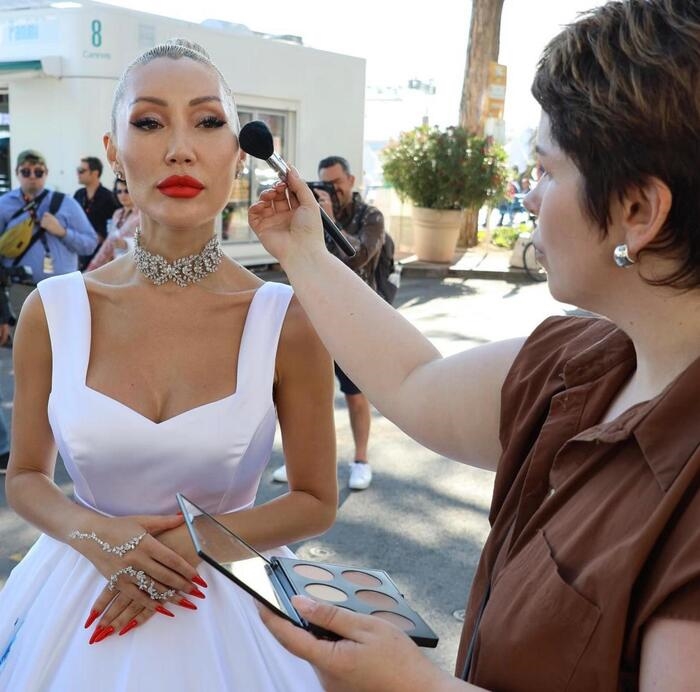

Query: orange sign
[[485, 62, 507, 120]]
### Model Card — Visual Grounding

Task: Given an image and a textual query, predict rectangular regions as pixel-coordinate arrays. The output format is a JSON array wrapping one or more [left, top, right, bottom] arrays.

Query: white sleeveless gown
[[0, 272, 323, 691]]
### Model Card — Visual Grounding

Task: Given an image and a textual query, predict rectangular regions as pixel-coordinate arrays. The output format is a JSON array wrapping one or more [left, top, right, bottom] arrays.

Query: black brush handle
[[319, 206, 356, 257]]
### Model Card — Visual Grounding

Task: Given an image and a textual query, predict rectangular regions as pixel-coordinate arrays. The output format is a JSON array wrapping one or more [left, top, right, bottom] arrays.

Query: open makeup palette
[[177, 494, 438, 648]]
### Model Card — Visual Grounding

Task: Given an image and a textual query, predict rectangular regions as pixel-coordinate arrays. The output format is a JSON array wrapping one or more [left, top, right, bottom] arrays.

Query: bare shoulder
[[275, 294, 330, 381], [13, 288, 51, 365], [278, 294, 325, 354]]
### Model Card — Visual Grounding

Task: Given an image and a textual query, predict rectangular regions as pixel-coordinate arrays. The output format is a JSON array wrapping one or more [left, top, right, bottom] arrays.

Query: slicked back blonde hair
[[111, 38, 240, 137], [532, 0, 700, 289]]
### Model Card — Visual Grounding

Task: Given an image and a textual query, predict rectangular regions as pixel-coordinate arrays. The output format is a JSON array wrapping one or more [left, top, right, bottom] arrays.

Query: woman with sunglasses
[[0, 40, 336, 690], [86, 180, 140, 270]]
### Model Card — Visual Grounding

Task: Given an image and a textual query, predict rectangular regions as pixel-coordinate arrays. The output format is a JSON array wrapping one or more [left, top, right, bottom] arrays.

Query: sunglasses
[[76, 167, 88, 174], [19, 167, 45, 179]]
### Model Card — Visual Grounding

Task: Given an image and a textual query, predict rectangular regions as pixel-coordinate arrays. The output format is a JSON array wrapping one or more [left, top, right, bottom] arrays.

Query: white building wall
[[0, 2, 365, 192]]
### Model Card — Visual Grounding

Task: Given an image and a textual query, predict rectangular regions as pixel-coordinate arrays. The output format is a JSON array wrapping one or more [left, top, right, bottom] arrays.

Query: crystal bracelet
[[68, 529, 146, 558], [107, 566, 176, 601]]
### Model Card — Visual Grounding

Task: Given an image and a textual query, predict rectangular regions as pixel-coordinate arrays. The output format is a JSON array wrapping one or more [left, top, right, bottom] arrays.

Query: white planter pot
[[411, 207, 463, 263]]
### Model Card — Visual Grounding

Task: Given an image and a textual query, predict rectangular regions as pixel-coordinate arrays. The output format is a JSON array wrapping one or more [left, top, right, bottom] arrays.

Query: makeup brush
[[239, 120, 356, 257]]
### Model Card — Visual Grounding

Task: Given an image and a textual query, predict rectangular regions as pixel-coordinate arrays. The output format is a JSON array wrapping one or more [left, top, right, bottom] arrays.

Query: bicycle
[[521, 232, 547, 282]]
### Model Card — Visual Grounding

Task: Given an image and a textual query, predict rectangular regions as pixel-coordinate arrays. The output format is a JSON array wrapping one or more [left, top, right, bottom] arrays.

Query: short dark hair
[[318, 156, 351, 176], [82, 157, 104, 177], [531, 0, 700, 289]]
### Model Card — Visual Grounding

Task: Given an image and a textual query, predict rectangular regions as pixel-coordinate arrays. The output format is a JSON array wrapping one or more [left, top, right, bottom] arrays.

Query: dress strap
[[36, 272, 90, 392], [236, 281, 293, 398]]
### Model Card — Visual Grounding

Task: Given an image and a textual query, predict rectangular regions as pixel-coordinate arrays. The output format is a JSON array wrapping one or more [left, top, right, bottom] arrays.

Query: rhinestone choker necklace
[[133, 228, 224, 287]]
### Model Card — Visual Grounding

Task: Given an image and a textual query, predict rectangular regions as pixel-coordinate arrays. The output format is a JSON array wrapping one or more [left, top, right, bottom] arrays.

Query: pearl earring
[[613, 244, 635, 268]]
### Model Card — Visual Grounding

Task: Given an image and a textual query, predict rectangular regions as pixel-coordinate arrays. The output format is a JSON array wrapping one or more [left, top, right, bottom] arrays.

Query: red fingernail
[[155, 605, 175, 617], [119, 619, 138, 636], [188, 587, 205, 599], [94, 625, 114, 643], [89, 626, 104, 645], [178, 597, 197, 610], [192, 575, 208, 588], [84, 609, 100, 629]]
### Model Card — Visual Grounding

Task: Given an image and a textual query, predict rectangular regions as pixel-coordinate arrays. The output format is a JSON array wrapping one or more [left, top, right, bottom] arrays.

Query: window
[[223, 108, 294, 243]]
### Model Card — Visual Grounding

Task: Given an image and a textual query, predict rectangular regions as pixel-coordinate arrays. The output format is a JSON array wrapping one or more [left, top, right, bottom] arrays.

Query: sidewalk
[[397, 244, 529, 281]]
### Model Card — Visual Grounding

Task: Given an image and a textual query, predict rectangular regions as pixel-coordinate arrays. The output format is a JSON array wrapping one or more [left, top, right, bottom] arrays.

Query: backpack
[[375, 231, 400, 305]]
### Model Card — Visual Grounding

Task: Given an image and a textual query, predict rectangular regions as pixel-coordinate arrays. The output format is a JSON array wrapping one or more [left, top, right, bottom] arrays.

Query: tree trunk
[[458, 0, 505, 247]]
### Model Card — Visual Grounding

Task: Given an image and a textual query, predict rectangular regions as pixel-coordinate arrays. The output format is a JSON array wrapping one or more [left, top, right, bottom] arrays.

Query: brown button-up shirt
[[456, 316, 700, 691]]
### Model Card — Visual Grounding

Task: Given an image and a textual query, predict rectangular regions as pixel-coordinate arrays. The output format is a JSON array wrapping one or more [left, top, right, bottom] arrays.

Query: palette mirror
[[177, 493, 439, 647]]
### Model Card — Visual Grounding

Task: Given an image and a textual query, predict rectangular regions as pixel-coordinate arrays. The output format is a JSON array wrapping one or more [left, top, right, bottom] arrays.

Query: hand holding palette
[[177, 494, 438, 648]]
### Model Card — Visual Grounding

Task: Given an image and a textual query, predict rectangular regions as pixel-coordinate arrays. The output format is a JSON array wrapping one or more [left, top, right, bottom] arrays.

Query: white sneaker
[[348, 461, 372, 490], [271, 465, 288, 483]]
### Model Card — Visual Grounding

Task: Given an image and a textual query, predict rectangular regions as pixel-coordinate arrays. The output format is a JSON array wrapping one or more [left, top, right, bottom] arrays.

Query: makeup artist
[[248, 1, 700, 689]]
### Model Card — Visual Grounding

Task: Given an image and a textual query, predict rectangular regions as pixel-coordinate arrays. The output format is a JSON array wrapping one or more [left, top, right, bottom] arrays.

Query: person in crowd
[[272, 155, 384, 491], [0, 151, 97, 475], [0, 39, 336, 691], [75, 156, 119, 269], [87, 178, 140, 270], [249, 1, 700, 689], [0, 149, 98, 311]]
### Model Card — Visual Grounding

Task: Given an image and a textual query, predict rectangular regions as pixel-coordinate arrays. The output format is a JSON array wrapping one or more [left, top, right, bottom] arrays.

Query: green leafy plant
[[491, 222, 530, 249], [381, 124, 508, 211]]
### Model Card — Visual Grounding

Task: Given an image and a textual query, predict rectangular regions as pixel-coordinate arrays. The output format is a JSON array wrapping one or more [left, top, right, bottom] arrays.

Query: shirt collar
[[564, 321, 700, 490]]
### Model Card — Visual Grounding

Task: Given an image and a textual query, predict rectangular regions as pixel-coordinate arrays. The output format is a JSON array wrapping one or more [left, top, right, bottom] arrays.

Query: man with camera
[[0, 150, 97, 472], [272, 155, 385, 491]]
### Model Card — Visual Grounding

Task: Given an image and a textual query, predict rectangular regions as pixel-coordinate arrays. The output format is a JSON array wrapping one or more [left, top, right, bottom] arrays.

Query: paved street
[[0, 273, 573, 674]]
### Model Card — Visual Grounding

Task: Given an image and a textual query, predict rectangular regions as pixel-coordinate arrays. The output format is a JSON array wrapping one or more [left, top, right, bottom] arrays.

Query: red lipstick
[[157, 175, 205, 199]]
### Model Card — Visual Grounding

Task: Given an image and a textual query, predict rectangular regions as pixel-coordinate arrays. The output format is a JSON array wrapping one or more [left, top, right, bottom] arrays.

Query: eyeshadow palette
[[177, 493, 438, 648]]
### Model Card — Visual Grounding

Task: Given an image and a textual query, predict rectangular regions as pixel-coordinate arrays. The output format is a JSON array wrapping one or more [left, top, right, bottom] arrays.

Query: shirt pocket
[[472, 529, 601, 692]]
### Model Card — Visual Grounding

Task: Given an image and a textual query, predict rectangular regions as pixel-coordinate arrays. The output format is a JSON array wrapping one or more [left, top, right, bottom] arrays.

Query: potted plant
[[381, 124, 507, 262]]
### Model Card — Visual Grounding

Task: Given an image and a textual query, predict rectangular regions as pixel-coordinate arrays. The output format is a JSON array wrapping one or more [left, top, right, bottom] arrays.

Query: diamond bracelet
[[68, 530, 147, 558], [107, 566, 176, 601]]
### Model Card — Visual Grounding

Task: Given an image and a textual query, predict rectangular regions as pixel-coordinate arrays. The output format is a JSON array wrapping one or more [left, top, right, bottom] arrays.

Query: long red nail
[[94, 626, 114, 643], [119, 619, 138, 636], [178, 597, 197, 610], [192, 575, 208, 588], [89, 626, 104, 645], [188, 587, 205, 599], [84, 609, 100, 629], [155, 605, 175, 617]]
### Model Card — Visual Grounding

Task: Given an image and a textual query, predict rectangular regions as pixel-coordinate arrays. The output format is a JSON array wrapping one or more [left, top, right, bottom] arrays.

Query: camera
[[307, 181, 338, 207]]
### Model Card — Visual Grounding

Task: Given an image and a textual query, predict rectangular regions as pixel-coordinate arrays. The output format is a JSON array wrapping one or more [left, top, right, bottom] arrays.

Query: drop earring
[[613, 244, 635, 268]]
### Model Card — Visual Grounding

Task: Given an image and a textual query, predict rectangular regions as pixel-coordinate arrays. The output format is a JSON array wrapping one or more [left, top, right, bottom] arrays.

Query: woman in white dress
[[0, 39, 337, 691]]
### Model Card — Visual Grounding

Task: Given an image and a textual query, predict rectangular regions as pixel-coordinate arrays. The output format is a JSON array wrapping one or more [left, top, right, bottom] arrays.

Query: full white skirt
[[0, 535, 322, 692]]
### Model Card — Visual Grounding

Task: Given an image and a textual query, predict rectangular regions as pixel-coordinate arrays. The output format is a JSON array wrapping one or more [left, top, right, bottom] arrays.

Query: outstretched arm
[[249, 170, 523, 470]]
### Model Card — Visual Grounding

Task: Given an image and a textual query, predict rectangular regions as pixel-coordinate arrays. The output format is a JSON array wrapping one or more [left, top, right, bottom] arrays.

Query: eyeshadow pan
[[305, 583, 348, 602], [356, 590, 398, 608], [372, 611, 415, 631], [341, 570, 382, 587], [293, 564, 333, 581]]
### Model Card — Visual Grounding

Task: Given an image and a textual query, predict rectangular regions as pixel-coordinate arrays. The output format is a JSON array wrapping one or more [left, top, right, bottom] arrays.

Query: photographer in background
[[272, 155, 385, 491], [0, 150, 98, 316]]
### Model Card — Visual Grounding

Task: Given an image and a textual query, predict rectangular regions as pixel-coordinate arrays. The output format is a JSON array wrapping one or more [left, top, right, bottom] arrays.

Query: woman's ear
[[621, 177, 672, 257], [103, 132, 117, 168]]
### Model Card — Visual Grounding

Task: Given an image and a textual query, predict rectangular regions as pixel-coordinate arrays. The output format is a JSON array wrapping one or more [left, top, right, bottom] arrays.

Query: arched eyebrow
[[129, 96, 222, 107]]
